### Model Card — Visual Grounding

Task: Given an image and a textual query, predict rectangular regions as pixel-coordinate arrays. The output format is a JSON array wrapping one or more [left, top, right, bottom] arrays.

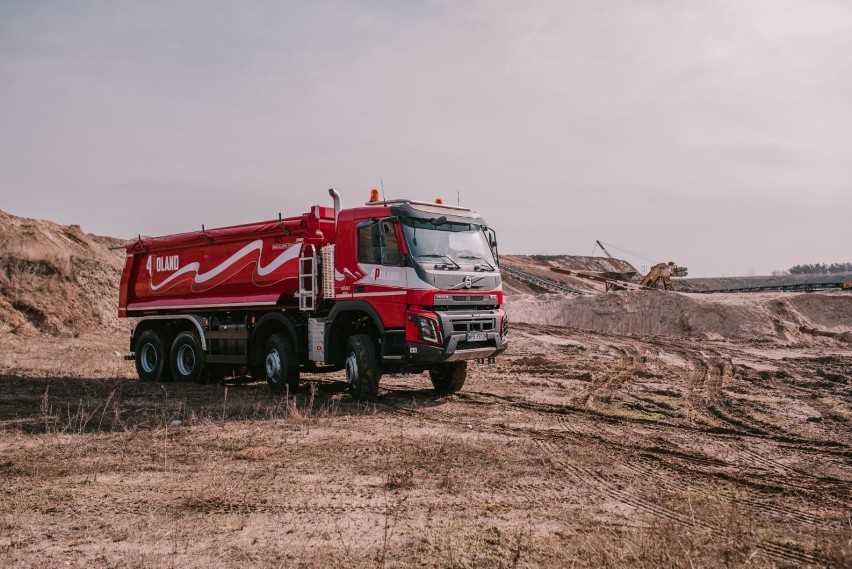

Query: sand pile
[[506, 289, 852, 341], [0, 210, 127, 336]]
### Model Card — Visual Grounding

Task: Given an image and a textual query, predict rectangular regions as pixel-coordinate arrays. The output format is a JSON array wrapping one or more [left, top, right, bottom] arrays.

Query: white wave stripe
[[150, 240, 299, 292]]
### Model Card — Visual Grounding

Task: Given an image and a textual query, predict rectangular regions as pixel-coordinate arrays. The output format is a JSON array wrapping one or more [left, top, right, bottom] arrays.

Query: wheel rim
[[140, 343, 157, 373], [176, 344, 196, 376], [345, 352, 359, 390], [266, 350, 281, 383]]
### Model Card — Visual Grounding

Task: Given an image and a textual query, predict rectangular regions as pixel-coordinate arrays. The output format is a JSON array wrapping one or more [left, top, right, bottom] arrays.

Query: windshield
[[400, 217, 497, 269]]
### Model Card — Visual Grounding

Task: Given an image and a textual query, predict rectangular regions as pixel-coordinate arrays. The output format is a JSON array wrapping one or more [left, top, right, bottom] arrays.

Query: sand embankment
[[507, 289, 852, 341]]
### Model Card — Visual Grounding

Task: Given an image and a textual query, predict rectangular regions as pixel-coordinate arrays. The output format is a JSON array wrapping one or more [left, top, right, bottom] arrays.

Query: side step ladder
[[299, 244, 318, 311]]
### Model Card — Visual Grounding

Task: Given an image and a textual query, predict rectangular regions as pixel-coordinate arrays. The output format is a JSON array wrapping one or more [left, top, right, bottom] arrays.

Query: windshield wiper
[[458, 255, 496, 272], [415, 253, 460, 271]]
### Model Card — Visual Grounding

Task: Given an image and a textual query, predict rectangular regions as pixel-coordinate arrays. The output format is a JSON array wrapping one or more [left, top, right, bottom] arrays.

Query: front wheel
[[429, 362, 467, 393], [345, 334, 380, 401], [264, 334, 299, 394], [170, 331, 207, 383]]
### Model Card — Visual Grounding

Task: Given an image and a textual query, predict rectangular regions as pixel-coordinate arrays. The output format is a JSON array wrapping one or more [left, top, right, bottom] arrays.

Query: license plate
[[466, 332, 487, 342]]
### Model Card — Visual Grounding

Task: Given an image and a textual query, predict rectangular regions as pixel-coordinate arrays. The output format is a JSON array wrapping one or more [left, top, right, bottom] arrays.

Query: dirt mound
[[0, 210, 127, 337], [507, 289, 852, 341]]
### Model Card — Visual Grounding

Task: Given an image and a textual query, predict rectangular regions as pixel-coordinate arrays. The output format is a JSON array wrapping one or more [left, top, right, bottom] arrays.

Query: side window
[[357, 220, 401, 265], [358, 225, 377, 263], [381, 221, 401, 265]]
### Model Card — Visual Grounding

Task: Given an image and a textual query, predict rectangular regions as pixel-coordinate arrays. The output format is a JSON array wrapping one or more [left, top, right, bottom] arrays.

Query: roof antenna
[[381, 178, 386, 203], [457, 190, 460, 207]]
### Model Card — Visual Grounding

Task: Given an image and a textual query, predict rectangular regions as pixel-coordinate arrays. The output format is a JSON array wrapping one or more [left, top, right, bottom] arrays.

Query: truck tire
[[264, 334, 299, 394], [170, 331, 207, 383], [345, 334, 380, 401], [135, 330, 172, 382], [429, 362, 467, 393]]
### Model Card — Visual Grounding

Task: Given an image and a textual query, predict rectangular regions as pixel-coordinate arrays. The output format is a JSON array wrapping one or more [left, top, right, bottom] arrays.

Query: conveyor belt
[[501, 266, 593, 297], [688, 282, 847, 294]]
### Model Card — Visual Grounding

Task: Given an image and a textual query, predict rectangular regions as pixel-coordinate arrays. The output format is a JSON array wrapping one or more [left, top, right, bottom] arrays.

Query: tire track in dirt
[[461, 389, 852, 461], [470, 392, 850, 508], [534, 436, 826, 566], [455, 389, 849, 529], [462, 385, 852, 485], [547, 413, 845, 528], [384, 398, 709, 531], [380, 396, 829, 566], [534, 438, 705, 527]]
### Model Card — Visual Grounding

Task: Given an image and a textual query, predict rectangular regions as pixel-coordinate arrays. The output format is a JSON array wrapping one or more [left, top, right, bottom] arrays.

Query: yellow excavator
[[595, 241, 688, 290], [639, 262, 688, 290]]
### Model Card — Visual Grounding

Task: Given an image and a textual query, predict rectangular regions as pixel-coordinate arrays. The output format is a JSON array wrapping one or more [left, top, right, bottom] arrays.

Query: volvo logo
[[450, 275, 483, 290]]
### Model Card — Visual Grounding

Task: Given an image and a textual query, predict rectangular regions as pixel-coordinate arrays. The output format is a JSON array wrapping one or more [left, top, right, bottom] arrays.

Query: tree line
[[788, 262, 852, 275]]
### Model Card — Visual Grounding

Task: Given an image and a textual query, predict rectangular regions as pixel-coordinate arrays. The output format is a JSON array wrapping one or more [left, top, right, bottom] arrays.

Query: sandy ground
[[1, 318, 850, 568]]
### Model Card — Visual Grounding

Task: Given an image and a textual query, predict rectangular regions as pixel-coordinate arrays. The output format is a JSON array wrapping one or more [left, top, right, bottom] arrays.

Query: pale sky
[[1, 0, 850, 277]]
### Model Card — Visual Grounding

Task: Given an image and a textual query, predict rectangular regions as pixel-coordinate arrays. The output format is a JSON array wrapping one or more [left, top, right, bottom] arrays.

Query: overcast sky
[[1, 0, 850, 277]]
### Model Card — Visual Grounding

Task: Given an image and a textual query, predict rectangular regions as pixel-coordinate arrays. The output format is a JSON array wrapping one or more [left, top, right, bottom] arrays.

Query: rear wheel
[[264, 334, 299, 394], [345, 334, 380, 401], [170, 331, 207, 383], [429, 361, 467, 393], [135, 330, 172, 382]]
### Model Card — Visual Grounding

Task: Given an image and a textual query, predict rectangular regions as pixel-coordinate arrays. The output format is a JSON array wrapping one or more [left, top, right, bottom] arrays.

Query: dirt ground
[[1, 319, 851, 568]]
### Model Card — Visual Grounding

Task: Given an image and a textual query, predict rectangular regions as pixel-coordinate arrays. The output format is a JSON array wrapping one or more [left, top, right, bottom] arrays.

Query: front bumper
[[405, 331, 508, 364]]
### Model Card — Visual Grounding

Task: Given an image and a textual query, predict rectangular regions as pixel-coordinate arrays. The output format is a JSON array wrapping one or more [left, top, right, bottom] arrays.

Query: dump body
[[119, 207, 335, 316]]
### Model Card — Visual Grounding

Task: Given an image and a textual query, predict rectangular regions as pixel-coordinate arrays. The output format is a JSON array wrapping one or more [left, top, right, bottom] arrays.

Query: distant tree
[[771, 269, 790, 276], [789, 262, 852, 274]]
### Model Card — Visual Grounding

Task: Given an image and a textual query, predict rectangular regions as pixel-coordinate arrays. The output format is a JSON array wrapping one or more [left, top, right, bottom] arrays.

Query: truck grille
[[452, 320, 495, 333]]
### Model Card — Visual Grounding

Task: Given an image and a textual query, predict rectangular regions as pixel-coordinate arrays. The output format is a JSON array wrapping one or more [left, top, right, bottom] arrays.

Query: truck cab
[[323, 195, 507, 397]]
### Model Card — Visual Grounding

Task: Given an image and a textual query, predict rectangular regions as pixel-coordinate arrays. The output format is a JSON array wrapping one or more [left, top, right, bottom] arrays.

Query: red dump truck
[[119, 189, 507, 399]]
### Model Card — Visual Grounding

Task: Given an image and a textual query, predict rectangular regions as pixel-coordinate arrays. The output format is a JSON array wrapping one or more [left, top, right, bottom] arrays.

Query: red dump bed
[[119, 207, 335, 316]]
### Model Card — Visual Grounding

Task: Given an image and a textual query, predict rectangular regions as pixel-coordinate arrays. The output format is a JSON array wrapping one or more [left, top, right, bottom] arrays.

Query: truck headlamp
[[418, 315, 442, 344], [408, 312, 443, 345]]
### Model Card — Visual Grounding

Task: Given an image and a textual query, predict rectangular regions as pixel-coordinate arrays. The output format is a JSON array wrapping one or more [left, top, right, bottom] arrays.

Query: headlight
[[418, 314, 442, 343], [408, 312, 443, 344]]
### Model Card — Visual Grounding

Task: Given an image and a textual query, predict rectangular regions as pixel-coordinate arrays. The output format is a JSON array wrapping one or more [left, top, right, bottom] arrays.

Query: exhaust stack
[[328, 188, 341, 232]]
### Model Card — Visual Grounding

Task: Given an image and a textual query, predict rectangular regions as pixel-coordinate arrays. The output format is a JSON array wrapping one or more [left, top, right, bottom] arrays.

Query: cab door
[[355, 218, 407, 327]]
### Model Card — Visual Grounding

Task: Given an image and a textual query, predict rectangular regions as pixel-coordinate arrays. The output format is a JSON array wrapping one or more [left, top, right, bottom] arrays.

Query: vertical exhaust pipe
[[328, 188, 341, 232]]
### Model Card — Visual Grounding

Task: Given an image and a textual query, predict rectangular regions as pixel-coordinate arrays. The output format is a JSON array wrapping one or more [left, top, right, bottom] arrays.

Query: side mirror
[[484, 227, 499, 266], [371, 222, 386, 248]]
